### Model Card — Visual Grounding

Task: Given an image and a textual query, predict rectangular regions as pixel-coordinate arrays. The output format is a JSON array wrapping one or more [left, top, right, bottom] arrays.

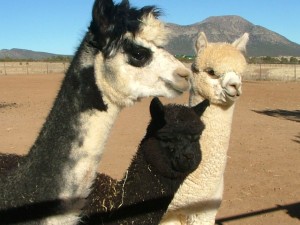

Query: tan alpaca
[[160, 32, 249, 225]]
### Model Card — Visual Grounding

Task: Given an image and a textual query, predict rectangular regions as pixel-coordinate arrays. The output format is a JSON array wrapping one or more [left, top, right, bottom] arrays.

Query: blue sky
[[1, 0, 299, 55]]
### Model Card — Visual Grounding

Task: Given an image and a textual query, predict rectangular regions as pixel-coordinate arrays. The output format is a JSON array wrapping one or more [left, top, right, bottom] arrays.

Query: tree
[[289, 57, 299, 64], [280, 57, 289, 64]]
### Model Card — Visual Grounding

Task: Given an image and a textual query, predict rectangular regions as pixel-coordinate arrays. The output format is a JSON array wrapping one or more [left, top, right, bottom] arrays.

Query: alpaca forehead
[[197, 44, 246, 73], [136, 13, 169, 46], [199, 44, 244, 62], [124, 34, 156, 52], [165, 107, 201, 123]]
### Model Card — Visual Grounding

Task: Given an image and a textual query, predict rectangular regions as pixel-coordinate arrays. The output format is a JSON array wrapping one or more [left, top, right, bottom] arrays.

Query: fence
[[243, 63, 299, 81], [0, 62, 70, 75], [0, 62, 299, 81]]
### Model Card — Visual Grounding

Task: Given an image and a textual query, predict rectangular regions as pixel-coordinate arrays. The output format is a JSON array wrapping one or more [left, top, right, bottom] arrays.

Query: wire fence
[[0, 62, 70, 75], [0, 62, 299, 81], [243, 63, 299, 81]]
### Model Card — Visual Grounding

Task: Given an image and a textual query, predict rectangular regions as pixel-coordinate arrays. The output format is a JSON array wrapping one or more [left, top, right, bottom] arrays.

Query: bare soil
[[0, 74, 299, 225]]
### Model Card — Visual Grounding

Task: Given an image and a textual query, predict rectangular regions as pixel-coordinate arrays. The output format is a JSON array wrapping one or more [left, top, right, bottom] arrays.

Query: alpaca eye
[[169, 145, 176, 153], [205, 68, 216, 76], [123, 40, 152, 67]]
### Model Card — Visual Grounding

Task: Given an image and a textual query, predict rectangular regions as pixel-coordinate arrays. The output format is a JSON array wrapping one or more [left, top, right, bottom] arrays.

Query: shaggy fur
[[160, 32, 249, 225], [0, 1, 190, 224], [80, 98, 209, 225], [0, 153, 21, 177]]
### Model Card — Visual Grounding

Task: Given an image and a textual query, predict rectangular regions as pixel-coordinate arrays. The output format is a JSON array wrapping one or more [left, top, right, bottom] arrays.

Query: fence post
[[4, 62, 7, 75], [27, 62, 29, 75], [295, 64, 297, 81], [259, 63, 262, 80]]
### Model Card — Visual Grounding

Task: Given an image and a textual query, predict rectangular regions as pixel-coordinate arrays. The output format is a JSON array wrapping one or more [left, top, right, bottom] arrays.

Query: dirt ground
[[0, 74, 299, 225]]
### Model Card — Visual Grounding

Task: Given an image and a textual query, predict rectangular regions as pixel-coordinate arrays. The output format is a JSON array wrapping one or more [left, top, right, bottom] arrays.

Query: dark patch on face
[[123, 39, 153, 67]]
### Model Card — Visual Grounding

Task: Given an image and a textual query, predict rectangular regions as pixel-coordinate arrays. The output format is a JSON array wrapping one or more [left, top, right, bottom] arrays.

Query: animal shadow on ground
[[1, 201, 299, 225], [0, 199, 223, 224], [253, 109, 300, 145], [293, 134, 300, 144], [281, 202, 300, 220], [0, 198, 70, 224], [215, 202, 300, 225], [253, 109, 300, 123]]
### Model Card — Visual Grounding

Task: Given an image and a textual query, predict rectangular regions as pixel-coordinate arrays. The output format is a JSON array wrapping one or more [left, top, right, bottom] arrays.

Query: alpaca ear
[[92, 0, 130, 33], [232, 33, 249, 52], [150, 97, 165, 121], [92, 0, 115, 32], [192, 99, 210, 116], [90, 0, 130, 54], [195, 32, 208, 54]]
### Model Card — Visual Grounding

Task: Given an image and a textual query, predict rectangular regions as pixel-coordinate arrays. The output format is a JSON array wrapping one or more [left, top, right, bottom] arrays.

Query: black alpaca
[[80, 98, 209, 225], [0, 0, 190, 224]]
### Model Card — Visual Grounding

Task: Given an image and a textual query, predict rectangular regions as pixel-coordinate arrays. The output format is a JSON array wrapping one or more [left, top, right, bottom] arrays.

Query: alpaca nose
[[170, 67, 191, 92], [174, 67, 191, 80], [230, 82, 239, 90], [229, 82, 242, 96]]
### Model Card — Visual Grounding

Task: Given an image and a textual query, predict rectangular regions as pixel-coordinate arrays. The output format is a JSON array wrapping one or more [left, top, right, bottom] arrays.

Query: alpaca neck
[[166, 93, 237, 211], [126, 153, 171, 202], [190, 93, 235, 156], [117, 148, 185, 223], [175, 93, 235, 198], [23, 36, 121, 223], [82, 140, 186, 225]]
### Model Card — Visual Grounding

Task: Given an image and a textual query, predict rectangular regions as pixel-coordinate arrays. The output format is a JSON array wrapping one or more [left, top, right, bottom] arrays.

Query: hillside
[[165, 15, 300, 57], [0, 48, 70, 60]]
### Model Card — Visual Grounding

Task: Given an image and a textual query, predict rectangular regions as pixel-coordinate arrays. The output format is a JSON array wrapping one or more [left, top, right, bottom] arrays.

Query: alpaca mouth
[[225, 90, 237, 97], [159, 75, 190, 94], [223, 90, 239, 102], [172, 157, 197, 173], [165, 79, 190, 95]]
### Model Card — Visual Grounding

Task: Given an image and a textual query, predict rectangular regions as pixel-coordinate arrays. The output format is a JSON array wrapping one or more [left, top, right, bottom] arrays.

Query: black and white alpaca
[[0, 0, 191, 224], [80, 98, 209, 225]]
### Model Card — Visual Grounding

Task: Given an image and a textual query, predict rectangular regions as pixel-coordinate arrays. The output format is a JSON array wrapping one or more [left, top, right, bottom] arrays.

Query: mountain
[[1, 16, 300, 58], [164, 15, 300, 57], [0, 48, 69, 60]]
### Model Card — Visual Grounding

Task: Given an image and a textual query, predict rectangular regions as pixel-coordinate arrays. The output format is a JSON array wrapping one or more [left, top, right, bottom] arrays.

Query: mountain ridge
[[0, 48, 70, 60], [165, 15, 300, 57]]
